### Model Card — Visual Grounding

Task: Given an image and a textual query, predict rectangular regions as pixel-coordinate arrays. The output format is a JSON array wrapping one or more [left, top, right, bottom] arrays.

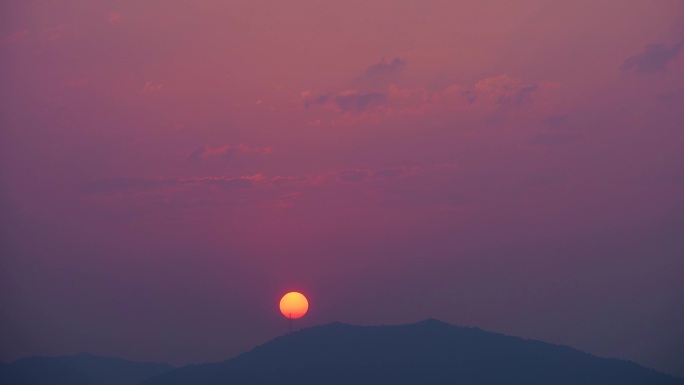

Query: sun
[[279, 292, 309, 319]]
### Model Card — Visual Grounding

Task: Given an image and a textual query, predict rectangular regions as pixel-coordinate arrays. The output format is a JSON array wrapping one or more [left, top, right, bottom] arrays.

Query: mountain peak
[[138, 321, 684, 385], [414, 318, 452, 326]]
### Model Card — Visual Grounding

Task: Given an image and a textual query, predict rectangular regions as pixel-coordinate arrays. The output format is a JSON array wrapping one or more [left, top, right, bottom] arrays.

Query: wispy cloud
[[334, 91, 388, 112], [337, 169, 371, 183], [79, 175, 266, 195], [621, 38, 684, 74], [141, 81, 164, 93], [186, 144, 272, 161], [303, 74, 544, 119], [5, 30, 29, 44], [40, 23, 79, 42], [80, 165, 419, 199], [471, 75, 540, 107], [5, 24, 79, 44], [656, 86, 684, 103], [305, 90, 388, 113], [78, 177, 178, 194]]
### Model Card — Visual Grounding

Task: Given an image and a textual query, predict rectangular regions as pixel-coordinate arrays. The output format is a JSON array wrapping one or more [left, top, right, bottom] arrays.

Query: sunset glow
[[1, 0, 683, 378]]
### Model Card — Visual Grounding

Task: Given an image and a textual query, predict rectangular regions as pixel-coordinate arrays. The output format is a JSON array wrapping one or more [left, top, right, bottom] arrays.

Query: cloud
[[187, 145, 235, 161], [141, 81, 164, 93], [544, 115, 569, 126], [461, 89, 477, 104], [334, 91, 388, 112], [108, 11, 123, 24], [303, 93, 330, 108], [186, 144, 272, 161], [656, 86, 684, 103], [499, 84, 538, 106], [40, 24, 78, 42], [5, 30, 29, 44], [472, 75, 540, 107], [78, 177, 178, 194], [78, 165, 423, 213], [302, 74, 546, 121], [79, 175, 265, 195], [621, 39, 684, 74], [373, 168, 407, 179], [362, 57, 406, 78], [338, 169, 371, 183], [77, 174, 301, 217], [305, 90, 388, 113], [200, 175, 262, 190], [5, 24, 78, 44], [336, 166, 416, 184]]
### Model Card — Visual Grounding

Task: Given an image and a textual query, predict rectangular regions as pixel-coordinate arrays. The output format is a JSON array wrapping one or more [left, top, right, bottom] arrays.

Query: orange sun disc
[[279, 292, 308, 319]]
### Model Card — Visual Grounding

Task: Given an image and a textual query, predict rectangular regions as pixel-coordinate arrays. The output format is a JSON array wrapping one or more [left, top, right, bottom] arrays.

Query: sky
[[1, 0, 683, 377]]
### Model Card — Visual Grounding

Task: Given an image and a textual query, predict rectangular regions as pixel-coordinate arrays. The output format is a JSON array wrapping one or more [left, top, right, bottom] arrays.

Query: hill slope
[[5, 353, 173, 385], [139, 319, 684, 385]]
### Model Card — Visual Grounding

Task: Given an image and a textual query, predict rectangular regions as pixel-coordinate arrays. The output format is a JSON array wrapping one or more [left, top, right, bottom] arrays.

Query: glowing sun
[[279, 292, 308, 319]]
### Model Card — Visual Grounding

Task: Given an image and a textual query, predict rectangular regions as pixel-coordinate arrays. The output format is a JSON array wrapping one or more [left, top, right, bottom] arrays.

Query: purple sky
[[1, 0, 683, 376]]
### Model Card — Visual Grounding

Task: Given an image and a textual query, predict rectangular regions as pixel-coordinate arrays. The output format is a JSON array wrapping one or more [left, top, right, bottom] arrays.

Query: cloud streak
[[362, 57, 406, 78], [79, 175, 265, 195], [186, 144, 272, 161], [79, 165, 420, 201], [621, 38, 684, 74], [141, 81, 164, 93]]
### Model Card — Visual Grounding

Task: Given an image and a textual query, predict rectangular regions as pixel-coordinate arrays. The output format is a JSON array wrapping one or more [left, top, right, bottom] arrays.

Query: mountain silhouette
[[0, 361, 39, 385], [3, 353, 173, 385], [139, 319, 684, 385]]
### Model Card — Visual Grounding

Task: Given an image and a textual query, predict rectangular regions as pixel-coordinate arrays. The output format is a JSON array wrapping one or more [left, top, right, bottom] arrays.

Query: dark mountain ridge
[[2, 352, 173, 385], [139, 319, 684, 385]]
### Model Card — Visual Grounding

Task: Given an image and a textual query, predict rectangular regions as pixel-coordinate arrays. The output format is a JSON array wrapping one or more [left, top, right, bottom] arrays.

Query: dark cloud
[[187, 145, 231, 161], [363, 57, 406, 78], [544, 115, 570, 126], [202, 177, 255, 190], [187, 146, 206, 160], [373, 168, 405, 179], [529, 133, 582, 146], [334, 91, 387, 112], [656, 87, 684, 103], [338, 170, 371, 183], [303, 94, 330, 109], [461, 89, 477, 104], [621, 39, 684, 74], [497, 84, 538, 107]]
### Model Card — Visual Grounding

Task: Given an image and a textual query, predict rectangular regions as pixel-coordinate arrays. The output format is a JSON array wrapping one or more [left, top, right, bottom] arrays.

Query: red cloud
[[141, 81, 164, 93], [108, 11, 123, 24]]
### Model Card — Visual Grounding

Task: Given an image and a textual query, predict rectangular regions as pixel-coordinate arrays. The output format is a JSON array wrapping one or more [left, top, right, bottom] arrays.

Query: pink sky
[[1, 0, 684, 376]]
